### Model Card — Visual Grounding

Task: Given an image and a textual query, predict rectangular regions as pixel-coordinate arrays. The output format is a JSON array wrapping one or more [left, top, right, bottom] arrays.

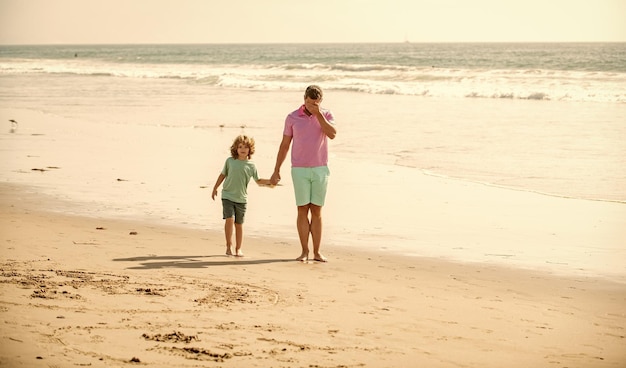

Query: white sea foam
[[1, 56, 625, 103]]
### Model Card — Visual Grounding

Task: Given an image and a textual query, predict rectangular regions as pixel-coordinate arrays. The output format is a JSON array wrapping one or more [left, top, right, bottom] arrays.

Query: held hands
[[270, 172, 281, 186]]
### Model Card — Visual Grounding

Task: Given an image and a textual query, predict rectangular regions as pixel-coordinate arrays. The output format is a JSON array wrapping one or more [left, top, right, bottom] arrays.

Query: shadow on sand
[[112, 254, 294, 270]]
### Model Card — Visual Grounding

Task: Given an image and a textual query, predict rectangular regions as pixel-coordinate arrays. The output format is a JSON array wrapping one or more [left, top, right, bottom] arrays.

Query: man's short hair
[[305, 85, 323, 99]]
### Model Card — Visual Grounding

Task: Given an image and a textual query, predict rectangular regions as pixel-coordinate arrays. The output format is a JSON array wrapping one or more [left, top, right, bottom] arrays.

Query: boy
[[212, 135, 271, 256]]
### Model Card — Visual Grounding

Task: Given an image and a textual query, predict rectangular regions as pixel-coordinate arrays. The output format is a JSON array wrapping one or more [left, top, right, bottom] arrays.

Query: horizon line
[[2, 40, 625, 47]]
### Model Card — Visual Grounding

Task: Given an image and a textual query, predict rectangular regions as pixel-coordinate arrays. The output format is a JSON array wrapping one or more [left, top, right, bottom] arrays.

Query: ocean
[[1, 43, 625, 201], [1, 43, 625, 278], [2, 43, 626, 101]]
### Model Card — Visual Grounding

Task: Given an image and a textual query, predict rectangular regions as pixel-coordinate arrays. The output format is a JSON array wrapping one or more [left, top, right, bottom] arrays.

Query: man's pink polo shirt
[[283, 105, 335, 168]]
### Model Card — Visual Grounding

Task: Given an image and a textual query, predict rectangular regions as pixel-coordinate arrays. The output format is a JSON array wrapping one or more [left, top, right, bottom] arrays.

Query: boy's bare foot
[[226, 246, 233, 256], [296, 252, 309, 262], [235, 249, 244, 257], [313, 253, 327, 262]]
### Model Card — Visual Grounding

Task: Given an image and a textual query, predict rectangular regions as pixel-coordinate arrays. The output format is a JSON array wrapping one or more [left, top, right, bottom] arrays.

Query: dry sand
[[1, 183, 625, 367]]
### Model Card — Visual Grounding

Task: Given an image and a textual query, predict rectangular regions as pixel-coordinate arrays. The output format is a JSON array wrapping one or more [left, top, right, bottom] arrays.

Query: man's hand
[[270, 172, 281, 186], [304, 100, 321, 116]]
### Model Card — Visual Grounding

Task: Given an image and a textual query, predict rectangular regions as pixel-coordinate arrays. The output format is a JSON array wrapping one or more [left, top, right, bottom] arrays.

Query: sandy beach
[[2, 83, 626, 366], [1, 182, 625, 367], [1, 55, 625, 366]]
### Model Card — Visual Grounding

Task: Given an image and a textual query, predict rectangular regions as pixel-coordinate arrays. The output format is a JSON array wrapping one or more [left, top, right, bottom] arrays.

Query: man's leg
[[296, 204, 311, 261], [309, 204, 326, 261]]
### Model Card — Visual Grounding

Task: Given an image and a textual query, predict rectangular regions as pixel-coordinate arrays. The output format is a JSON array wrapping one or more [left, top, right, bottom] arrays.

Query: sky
[[0, 0, 625, 44]]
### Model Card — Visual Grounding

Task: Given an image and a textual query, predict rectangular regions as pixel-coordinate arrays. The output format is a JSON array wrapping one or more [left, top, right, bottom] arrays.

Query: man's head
[[304, 85, 323, 101]]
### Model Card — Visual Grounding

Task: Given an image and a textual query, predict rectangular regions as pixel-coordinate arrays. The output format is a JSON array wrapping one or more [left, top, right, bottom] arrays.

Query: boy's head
[[230, 134, 255, 159]]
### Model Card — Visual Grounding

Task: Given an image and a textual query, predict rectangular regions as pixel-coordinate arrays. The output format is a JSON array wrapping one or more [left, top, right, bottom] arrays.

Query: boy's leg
[[224, 217, 234, 255], [222, 199, 236, 255], [234, 223, 244, 257], [233, 202, 246, 257]]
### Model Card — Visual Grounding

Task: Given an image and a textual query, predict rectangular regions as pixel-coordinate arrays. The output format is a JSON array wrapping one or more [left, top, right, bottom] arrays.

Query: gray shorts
[[222, 199, 247, 224]]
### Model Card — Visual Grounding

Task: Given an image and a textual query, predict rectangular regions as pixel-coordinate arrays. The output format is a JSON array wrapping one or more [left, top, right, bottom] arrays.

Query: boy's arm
[[212, 173, 226, 200], [256, 178, 272, 186]]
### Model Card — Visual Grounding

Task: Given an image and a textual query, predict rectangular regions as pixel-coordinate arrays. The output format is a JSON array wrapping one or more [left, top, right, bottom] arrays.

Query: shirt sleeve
[[249, 162, 259, 182], [283, 114, 294, 137], [324, 109, 335, 125], [221, 158, 230, 176]]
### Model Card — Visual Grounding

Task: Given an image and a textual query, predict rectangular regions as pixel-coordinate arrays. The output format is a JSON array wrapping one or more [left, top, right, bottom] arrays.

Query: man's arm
[[305, 101, 336, 139], [315, 111, 336, 139], [270, 135, 292, 185]]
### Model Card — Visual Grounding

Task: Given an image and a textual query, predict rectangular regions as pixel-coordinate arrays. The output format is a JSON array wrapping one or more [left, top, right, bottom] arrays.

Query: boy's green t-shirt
[[220, 157, 259, 203]]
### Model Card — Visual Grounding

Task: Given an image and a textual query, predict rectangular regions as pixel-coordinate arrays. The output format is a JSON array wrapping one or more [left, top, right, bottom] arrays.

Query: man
[[270, 85, 337, 262]]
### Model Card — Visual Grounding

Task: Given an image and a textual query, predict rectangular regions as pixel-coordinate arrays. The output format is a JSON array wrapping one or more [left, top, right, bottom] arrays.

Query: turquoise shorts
[[291, 166, 330, 206]]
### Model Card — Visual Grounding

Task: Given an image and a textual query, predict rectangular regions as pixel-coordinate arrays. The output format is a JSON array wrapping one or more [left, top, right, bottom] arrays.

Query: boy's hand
[[212, 189, 218, 200]]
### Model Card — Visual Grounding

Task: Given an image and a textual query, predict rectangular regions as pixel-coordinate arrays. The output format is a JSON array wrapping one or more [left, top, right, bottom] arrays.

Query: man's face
[[304, 96, 322, 112]]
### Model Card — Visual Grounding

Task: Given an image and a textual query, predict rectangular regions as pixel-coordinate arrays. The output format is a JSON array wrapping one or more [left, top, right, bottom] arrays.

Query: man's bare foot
[[313, 253, 327, 262], [296, 252, 309, 262], [226, 246, 233, 256], [235, 249, 244, 257]]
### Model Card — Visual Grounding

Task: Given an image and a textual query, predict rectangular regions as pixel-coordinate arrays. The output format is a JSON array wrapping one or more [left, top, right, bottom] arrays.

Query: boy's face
[[237, 143, 250, 158]]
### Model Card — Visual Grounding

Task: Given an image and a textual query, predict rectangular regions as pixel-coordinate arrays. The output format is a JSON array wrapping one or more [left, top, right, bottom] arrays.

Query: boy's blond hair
[[230, 135, 255, 159]]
